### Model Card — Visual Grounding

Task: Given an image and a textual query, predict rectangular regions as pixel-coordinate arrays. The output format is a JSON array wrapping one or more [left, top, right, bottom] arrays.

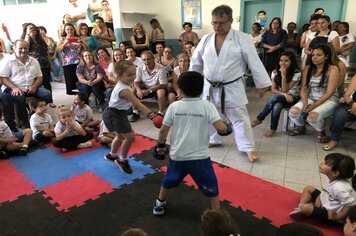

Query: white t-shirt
[[271, 70, 301, 96], [68, 0, 91, 26], [0, 120, 14, 139], [163, 97, 221, 161], [0, 54, 42, 91], [109, 82, 132, 110], [30, 113, 53, 138], [98, 120, 112, 138], [320, 177, 356, 215], [135, 63, 168, 88], [307, 30, 339, 43], [54, 120, 81, 137], [72, 104, 93, 123], [126, 57, 143, 67], [338, 33, 355, 66]]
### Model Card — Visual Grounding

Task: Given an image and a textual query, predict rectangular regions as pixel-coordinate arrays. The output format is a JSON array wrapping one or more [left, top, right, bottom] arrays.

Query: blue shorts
[[14, 130, 24, 142], [1, 130, 24, 152], [162, 157, 219, 197]]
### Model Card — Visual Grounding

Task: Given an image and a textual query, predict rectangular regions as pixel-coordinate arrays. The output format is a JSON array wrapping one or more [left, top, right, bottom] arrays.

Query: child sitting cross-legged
[[29, 98, 55, 142], [0, 107, 33, 157], [53, 106, 94, 152], [290, 153, 356, 224], [97, 120, 115, 147], [71, 92, 101, 131]]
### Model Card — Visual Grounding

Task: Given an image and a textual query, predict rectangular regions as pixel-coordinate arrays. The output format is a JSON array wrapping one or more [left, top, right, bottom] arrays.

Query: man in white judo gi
[[190, 5, 272, 162]]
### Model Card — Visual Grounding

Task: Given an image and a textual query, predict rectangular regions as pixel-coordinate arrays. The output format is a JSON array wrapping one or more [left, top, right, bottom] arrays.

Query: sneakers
[[0, 151, 8, 159], [289, 205, 304, 220], [77, 141, 93, 149], [130, 113, 140, 122], [19, 147, 28, 156], [115, 158, 133, 174], [153, 199, 166, 216], [104, 153, 118, 162]]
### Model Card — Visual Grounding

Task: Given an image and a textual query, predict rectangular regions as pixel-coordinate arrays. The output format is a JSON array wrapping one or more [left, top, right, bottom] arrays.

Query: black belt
[[206, 77, 242, 114]]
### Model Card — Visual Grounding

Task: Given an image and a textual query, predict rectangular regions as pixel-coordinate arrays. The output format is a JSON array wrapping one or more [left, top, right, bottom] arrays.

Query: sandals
[[323, 142, 338, 151], [251, 119, 262, 127], [316, 131, 330, 144], [263, 130, 275, 137], [288, 126, 306, 136]]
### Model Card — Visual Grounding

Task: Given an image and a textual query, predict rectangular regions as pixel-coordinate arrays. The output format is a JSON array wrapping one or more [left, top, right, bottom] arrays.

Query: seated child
[[200, 209, 241, 236], [53, 106, 94, 152], [290, 153, 356, 224], [71, 92, 100, 131], [344, 205, 356, 236], [30, 99, 55, 142], [97, 121, 115, 147], [0, 107, 32, 157], [152, 71, 231, 216]]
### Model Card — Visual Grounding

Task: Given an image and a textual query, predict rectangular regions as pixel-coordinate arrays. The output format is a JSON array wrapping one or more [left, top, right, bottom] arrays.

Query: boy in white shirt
[[153, 71, 231, 216], [0, 107, 32, 157], [71, 92, 100, 131], [30, 99, 54, 142]]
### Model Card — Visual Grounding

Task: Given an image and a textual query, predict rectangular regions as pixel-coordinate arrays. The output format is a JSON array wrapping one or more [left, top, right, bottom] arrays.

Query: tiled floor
[[51, 80, 356, 193]]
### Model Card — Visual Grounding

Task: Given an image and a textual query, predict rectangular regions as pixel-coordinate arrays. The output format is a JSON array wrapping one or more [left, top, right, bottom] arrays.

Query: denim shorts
[[162, 157, 219, 197]]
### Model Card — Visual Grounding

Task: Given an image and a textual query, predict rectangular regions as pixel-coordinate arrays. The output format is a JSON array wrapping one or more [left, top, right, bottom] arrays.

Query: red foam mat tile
[[0, 160, 35, 204], [42, 172, 113, 212], [128, 133, 157, 156]]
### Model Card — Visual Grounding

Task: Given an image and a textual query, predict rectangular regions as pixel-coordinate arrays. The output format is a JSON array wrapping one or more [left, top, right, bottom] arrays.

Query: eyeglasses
[[141, 57, 153, 61], [211, 19, 231, 26]]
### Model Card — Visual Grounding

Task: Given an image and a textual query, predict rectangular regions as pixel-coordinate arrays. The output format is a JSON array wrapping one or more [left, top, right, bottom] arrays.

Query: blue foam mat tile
[[9, 149, 87, 189], [70, 150, 156, 188]]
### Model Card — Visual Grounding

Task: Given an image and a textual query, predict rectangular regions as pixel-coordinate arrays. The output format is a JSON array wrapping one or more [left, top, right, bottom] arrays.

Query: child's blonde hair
[[57, 106, 72, 117], [114, 60, 135, 77]]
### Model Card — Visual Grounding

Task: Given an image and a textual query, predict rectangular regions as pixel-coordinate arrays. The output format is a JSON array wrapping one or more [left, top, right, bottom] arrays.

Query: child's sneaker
[[104, 153, 117, 162], [289, 206, 301, 215], [153, 199, 166, 216], [77, 141, 93, 149], [19, 147, 28, 156], [115, 158, 133, 174], [0, 151, 8, 159], [289, 205, 304, 220]]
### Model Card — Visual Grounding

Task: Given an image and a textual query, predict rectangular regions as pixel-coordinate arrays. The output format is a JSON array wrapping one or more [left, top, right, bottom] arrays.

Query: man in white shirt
[[190, 5, 271, 162], [0, 39, 52, 128], [68, 0, 92, 27], [132, 50, 168, 122]]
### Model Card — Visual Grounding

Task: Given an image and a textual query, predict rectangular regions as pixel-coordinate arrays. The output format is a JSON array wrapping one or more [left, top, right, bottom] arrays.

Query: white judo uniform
[[190, 28, 271, 152]]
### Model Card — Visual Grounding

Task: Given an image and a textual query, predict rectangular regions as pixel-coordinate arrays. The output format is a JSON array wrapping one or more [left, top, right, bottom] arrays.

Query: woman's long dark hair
[[306, 44, 332, 88], [21, 23, 47, 50], [273, 51, 300, 88], [269, 17, 282, 32]]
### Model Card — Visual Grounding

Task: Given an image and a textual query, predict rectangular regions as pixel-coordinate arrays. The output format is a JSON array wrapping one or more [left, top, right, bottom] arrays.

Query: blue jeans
[[76, 81, 106, 106], [257, 94, 299, 130], [330, 104, 356, 141], [3, 87, 53, 127], [0, 91, 17, 130]]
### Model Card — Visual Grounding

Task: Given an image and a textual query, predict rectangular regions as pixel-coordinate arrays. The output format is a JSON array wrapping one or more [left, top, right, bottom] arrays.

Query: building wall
[[0, 0, 355, 68]]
